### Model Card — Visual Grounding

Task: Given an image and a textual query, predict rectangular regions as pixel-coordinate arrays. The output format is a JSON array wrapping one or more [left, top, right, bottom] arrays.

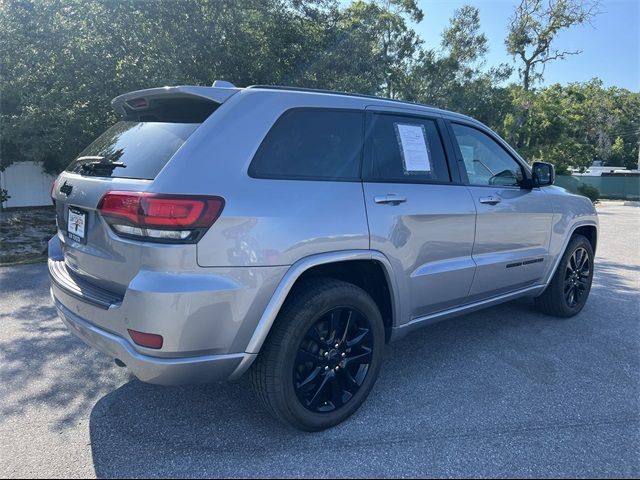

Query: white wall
[[1, 161, 56, 208]]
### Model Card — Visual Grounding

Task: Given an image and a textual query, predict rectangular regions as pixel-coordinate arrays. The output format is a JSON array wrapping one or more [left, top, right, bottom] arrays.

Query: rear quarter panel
[[151, 90, 372, 267]]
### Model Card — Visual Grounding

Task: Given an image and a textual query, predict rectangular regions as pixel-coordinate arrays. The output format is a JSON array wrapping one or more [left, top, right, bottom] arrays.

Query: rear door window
[[249, 109, 364, 181], [365, 113, 451, 183], [66, 122, 200, 179]]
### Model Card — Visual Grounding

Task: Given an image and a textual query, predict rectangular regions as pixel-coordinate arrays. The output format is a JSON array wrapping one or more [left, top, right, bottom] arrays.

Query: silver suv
[[49, 82, 598, 431]]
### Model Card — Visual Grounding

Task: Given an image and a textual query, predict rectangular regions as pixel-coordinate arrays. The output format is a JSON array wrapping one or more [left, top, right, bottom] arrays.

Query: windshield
[[66, 121, 200, 179]]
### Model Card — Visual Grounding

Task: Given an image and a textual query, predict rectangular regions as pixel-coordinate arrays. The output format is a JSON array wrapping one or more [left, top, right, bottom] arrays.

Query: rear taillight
[[97, 191, 224, 243]]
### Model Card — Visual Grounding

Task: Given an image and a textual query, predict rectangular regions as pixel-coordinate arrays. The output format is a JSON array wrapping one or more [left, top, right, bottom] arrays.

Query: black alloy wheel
[[535, 234, 594, 318], [564, 246, 591, 308], [293, 306, 373, 413], [250, 278, 385, 431]]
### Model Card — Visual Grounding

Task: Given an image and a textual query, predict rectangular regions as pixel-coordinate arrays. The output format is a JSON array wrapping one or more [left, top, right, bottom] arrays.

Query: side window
[[366, 114, 451, 183], [249, 109, 363, 181], [451, 123, 524, 187]]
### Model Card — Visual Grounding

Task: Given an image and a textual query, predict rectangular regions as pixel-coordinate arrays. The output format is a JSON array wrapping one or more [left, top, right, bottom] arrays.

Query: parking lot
[[0, 201, 638, 478]]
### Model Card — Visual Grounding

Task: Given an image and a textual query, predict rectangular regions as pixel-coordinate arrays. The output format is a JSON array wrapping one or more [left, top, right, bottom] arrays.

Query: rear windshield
[[66, 121, 200, 179]]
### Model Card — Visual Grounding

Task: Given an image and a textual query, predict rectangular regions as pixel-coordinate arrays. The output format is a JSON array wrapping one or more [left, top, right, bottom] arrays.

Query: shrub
[[577, 183, 600, 203]]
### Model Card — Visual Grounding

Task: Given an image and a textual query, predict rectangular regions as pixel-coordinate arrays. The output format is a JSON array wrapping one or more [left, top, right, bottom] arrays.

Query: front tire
[[250, 278, 385, 431], [535, 234, 594, 317]]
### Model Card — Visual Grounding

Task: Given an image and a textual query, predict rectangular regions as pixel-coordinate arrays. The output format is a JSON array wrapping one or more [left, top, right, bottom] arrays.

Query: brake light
[[97, 191, 224, 243]]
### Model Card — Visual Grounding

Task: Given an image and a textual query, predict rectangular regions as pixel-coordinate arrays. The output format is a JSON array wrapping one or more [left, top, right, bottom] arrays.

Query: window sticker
[[394, 123, 431, 173]]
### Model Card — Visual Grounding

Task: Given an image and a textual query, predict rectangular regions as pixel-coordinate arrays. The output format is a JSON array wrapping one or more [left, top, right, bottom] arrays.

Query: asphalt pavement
[[1, 201, 638, 478]]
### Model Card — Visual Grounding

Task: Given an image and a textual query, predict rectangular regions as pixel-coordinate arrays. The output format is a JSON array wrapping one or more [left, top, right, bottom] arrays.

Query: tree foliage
[[500, 80, 640, 173], [506, 0, 600, 91], [0, 0, 638, 176]]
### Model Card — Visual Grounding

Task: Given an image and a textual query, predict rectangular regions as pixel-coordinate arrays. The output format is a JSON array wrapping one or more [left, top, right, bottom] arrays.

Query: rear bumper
[[53, 294, 253, 385], [48, 234, 286, 385]]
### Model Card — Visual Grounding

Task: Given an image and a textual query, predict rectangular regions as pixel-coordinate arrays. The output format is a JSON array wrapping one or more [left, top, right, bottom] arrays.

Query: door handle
[[374, 194, 407, 205], [479, 196, 501, 205]]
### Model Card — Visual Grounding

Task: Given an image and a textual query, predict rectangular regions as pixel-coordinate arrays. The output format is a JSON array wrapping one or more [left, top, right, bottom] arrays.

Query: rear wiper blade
[[82, 161, 127, 170], [77, 156, 127, 173]]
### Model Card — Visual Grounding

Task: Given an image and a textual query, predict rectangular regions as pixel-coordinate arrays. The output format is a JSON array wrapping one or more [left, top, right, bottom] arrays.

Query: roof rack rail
[[246, 85, 436, 109]]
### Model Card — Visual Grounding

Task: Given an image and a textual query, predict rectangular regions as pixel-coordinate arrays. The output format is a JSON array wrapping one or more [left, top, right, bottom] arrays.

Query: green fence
[[555, 175, 640, 200]]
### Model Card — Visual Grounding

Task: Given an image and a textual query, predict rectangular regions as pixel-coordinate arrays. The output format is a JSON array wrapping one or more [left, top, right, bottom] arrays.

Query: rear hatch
[[51, 86, 237, 295]]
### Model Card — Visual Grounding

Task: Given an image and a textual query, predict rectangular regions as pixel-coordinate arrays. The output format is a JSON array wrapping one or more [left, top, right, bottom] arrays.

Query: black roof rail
[[246, 84, 438, 110]]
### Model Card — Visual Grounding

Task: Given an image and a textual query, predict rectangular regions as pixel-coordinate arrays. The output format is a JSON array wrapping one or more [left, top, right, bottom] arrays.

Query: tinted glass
[[249, 109, 363, 181], [451, 123, 524, 187], [366, 114, 450, 183], [66, 122, 200, 179]]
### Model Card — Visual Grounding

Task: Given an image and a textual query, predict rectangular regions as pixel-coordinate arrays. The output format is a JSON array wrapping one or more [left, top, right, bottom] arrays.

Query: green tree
[[505, 0, 600, 148], [506, 0, 600, 92], [400, 4, 511, 124], [608, 137, 625, 167], [0, 0, 341, 173], [501, 80, 640, 172], [1, 0, 637, 181], [331, 0, 423, 98], [441, 5, 488, 81]]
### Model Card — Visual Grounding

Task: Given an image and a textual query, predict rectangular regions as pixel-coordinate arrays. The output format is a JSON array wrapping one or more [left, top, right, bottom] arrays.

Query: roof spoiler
[[111, 84, 241, 117]]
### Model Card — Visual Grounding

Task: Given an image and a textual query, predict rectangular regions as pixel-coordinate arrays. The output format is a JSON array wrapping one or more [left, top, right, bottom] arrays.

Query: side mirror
[[532, 161, 555, 187]]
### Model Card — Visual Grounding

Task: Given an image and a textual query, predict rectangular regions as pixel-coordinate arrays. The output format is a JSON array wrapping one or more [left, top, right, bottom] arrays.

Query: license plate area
[[67, 207, 87, 244]]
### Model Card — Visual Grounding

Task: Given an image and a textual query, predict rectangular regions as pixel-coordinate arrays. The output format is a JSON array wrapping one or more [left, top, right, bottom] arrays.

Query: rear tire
[[250, 278, 385, 431], [535, 234, 594, 318]]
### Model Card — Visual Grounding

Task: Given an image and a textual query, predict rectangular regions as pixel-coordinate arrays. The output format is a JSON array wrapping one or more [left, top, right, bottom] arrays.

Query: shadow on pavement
[[0, 264, 129, 430]]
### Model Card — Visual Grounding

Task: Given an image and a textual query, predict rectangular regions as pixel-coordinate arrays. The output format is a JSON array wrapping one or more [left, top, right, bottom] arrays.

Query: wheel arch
[[572, 224, 597, 253], [244, 250, 399, 357], [543, 220, 598, 287]]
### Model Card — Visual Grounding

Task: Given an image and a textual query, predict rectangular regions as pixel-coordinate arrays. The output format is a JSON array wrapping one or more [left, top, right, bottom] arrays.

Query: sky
[[370, 0, 639, 91], [414, 0, 639, 90]]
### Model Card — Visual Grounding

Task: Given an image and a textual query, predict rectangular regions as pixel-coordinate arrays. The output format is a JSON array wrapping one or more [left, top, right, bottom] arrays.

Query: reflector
[[127, 329, 163, 349]]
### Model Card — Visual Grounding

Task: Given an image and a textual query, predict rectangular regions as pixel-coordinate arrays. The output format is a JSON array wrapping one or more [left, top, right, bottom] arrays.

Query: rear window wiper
[[76, 156, 127, 175]]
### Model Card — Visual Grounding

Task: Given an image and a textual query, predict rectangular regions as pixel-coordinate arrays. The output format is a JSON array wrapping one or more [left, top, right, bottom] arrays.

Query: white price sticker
[[395, 123, 431, 173]]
